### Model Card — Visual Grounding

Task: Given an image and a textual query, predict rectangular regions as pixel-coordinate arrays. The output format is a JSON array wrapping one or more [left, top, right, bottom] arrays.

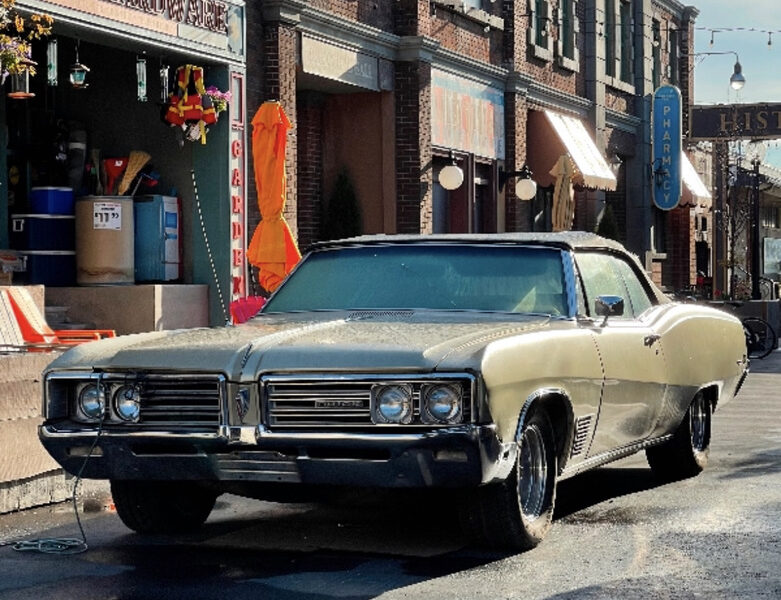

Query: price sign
[[93, 202, 122, 230]]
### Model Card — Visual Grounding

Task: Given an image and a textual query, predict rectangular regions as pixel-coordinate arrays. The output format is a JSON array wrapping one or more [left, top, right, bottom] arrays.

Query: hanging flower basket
[[0, 0, 52, 85]]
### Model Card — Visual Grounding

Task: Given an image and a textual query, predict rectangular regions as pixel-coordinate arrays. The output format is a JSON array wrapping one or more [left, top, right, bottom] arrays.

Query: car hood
[[46, 311, 552, 378]]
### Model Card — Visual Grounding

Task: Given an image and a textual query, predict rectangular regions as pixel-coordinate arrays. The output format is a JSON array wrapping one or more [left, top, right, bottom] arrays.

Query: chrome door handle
[[644, 334, 661, 347]]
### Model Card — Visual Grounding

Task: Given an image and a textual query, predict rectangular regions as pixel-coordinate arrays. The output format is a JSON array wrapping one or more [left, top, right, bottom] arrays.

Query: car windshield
[[261, 244, 567, 315]]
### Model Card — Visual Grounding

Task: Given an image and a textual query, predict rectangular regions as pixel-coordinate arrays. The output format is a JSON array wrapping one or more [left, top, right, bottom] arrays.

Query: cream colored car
[[40, 233, 748, 551]]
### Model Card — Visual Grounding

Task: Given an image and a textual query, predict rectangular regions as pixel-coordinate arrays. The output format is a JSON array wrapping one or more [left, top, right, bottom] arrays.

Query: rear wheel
[[460, 411, 557, 551], [646, 391, 711, 481], [111, 480, 218, 534]]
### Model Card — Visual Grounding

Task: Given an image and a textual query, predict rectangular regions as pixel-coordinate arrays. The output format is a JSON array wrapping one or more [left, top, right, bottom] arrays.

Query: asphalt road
[[1, 352, 779, 600]]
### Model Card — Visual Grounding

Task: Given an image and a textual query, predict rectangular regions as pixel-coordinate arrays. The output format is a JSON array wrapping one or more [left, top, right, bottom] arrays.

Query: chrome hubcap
[[690, 394, 709, 451], [518, 424, 548, 521]]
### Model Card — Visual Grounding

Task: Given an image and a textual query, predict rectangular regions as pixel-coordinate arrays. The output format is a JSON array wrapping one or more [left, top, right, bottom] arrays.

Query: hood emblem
[[235, 389, 250, 423]]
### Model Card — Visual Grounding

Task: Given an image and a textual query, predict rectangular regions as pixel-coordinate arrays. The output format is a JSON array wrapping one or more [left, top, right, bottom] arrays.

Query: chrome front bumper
[[39, 422, 514, 488]]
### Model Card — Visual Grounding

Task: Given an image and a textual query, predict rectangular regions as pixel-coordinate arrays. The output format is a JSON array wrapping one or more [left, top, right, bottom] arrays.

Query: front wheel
[[646, 391, 711, 481], [459, 411, 557, 551], [111, 480, 218, 534]]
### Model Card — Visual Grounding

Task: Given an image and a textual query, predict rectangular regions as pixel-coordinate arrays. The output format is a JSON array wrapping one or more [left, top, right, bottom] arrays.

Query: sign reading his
[[689, 103, 781, 140], [652, 85, 682, 211]]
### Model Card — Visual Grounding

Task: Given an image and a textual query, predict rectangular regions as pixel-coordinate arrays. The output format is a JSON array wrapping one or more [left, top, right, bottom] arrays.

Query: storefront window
[[433, 154, 497, 234]]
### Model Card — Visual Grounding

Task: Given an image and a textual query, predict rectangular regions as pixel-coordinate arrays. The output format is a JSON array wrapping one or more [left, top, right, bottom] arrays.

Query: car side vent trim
[[570, 414, 594, 456]]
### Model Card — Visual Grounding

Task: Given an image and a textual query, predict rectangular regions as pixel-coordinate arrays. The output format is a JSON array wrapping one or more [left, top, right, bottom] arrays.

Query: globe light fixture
[[729, 59, 745, 90], [693, 51, 745, 92], [501, 164, 537, 201], [439, 151, 465, 191]]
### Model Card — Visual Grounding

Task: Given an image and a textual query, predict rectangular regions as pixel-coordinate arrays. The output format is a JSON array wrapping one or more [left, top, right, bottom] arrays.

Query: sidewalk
[[746, 348, 781, 375]]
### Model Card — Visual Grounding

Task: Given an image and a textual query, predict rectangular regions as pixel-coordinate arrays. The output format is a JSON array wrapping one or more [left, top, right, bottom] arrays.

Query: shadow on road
[[554, 466, 665, 521]]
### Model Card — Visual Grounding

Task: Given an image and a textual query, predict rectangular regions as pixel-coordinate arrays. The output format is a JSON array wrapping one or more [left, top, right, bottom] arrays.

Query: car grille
[[134, 376, 222, 429], [262, 375, 473, 429]]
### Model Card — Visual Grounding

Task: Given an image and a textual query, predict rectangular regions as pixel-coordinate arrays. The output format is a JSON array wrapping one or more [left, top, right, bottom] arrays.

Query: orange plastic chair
[[5, 287, 116, 347], [0, 290, 25, 351]]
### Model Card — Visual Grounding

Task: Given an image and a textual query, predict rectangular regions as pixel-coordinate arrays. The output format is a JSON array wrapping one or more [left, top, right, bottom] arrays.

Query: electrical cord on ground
[[1, 414, 105, 555]]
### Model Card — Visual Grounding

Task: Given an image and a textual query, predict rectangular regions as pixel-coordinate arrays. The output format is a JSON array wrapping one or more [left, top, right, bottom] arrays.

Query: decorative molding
[[432, 46, 508, 88], [261, 0, 305, 27], [297, 2, 399, 61], [606, 107, 641, 133], [526, 81, 592, 117], [398, 36, 441, 63], [651, 0, 689, 18]]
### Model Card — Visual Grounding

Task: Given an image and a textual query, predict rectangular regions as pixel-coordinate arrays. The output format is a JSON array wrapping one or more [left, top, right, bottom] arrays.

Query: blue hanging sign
[[652, 85, 682, 211]]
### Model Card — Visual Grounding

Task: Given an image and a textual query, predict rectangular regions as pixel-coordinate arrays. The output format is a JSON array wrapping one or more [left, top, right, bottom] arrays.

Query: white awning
[[681, 151, 711, 205], [544, 110, 617, 191]]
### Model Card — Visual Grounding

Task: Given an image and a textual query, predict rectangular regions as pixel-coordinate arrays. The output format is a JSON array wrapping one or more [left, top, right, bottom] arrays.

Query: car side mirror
[[595, 295, 625, 326]]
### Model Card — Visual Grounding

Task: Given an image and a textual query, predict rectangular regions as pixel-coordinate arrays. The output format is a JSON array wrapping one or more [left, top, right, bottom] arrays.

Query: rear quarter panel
[[647, 303, 746, 433]]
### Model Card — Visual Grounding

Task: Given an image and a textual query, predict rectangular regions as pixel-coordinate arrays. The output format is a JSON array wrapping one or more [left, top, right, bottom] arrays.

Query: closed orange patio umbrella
[[247, 101, 301, 292]]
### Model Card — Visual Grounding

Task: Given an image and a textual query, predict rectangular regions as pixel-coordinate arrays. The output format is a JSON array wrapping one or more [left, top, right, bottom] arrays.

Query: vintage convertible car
[[39, 232, 748, 550]]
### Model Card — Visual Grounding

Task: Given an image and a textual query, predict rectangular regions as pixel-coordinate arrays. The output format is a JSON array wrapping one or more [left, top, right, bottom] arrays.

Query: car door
[[575, 250, 668, 457]]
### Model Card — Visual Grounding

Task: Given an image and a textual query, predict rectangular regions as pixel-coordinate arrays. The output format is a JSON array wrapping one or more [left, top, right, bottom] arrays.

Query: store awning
[[543, 110, 617, 191], [680, 151, 712, 207], [527, 110, 617, 191]]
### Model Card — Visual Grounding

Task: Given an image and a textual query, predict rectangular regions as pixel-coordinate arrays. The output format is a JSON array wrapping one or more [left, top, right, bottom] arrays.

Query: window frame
[[652, 19, 661, 89], [574, 250, 657, 320], [603, 0, 636, 94], [528, 0, 553, 61], [556, 0, 580, 71], [668, 27, 680, 86], [618, 0, 633, 84]]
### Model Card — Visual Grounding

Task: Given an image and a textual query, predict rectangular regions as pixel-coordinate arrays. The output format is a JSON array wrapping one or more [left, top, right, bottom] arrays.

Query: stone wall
[[0, 352, 65, 513]]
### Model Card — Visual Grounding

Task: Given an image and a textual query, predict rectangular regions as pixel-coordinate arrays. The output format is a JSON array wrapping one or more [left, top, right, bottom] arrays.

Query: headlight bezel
[[76, 383, 106, 421], [371, 383, 414, 424], [113, 384, 142, 422], [369, 379, 466, 426], [420, 383, 463, 424]]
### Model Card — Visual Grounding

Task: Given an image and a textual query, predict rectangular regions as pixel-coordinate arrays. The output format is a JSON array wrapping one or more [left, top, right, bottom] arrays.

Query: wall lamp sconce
[[439, 150, 465, 191], [608, 150, 623, 175], [652, 161, 669, 187], [500, 164, 537, 200], [693, 50, 745, 91], [70, 41, 90, 89]]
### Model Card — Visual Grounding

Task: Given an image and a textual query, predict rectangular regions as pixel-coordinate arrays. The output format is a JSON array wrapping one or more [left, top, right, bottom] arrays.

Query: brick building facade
[[245, 0, 707, 291]]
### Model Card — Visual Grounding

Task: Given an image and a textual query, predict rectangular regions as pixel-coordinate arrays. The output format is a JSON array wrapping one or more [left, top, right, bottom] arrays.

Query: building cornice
[[651, 0, 693, 19], [606, 108, 642, 134], [431, 47, 508, 88], [525, 81, 592, 118]]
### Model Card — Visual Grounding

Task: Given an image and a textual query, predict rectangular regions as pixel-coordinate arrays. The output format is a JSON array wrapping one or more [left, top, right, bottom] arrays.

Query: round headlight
[[113, 385, 141, 422], [78, 384, 105, 420], [373, 384, 413, 424], [423, 385, 462, 423]]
